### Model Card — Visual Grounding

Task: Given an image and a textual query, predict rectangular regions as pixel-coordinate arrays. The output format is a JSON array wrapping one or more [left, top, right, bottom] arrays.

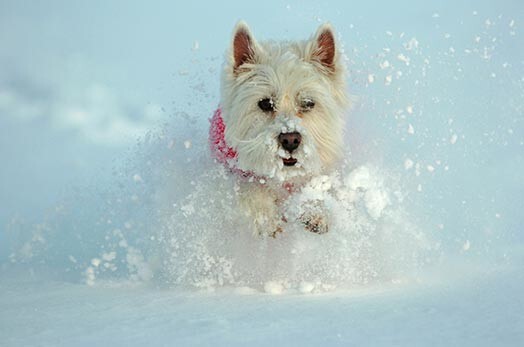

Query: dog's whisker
[[233, 134, 270, 155], [232, 131, 266, 145]]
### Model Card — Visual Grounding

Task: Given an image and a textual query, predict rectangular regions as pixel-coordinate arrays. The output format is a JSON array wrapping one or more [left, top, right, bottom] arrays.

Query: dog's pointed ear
[[232, 21, 257, 71], [310, 23, 337, 74]]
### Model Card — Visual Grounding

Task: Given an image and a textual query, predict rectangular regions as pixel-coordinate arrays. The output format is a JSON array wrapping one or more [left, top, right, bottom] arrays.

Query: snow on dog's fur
[[215, 21, 349, 236]]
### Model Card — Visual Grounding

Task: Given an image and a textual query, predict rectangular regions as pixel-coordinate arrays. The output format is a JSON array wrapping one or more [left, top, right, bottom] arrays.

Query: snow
[[1, 0, 524, 346], [1, 262, 523, 346], [404, 158, 414, 170], [264, 281, 285, 294], [298, 281, 315, 294], [380, 60, 391, 69]]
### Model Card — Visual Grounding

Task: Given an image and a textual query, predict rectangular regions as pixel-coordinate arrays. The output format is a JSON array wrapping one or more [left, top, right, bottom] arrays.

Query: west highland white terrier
[[209, 21, 348, 237]]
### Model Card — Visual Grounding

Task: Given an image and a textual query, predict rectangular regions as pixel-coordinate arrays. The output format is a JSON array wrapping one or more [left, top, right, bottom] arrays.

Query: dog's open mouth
[[282, 157, 298, 166]]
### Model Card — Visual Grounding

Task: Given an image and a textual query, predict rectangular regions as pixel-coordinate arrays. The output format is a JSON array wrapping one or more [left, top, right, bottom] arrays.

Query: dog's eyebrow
[[237, 71, 258, 86]]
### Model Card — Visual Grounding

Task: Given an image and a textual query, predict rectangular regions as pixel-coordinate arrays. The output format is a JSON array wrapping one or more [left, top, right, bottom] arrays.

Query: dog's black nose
[[278, 132, 301, 153]]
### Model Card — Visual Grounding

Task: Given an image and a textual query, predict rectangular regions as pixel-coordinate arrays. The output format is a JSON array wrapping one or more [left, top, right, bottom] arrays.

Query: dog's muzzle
[[279, 132, 301, 166]]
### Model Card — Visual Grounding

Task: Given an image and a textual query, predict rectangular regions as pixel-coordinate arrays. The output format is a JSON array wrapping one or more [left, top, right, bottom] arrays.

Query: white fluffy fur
[[220, 21, 349, 235]]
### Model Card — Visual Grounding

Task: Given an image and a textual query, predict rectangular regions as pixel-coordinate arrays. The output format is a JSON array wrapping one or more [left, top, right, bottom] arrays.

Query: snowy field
[[1, 1, 523, 346]]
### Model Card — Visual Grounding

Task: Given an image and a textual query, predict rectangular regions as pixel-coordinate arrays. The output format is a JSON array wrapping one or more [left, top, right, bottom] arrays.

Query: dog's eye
[[258, 98, 275, 112], [301, 98, 315, 111]]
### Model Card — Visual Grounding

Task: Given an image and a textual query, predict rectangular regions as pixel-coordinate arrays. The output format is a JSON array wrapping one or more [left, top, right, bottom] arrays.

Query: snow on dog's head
[[220, 21, 348, 182]]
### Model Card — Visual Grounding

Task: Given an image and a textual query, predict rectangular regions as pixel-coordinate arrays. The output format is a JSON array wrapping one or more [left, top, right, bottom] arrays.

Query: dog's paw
[[254, 221, 284, 238], [297, 200, 329, 234], [268, 225, 284, 238], [302, 214, 329, 234], [252, 213, 284, 238]]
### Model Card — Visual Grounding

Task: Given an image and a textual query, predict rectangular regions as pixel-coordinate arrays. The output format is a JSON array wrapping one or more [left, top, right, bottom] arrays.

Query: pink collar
[[209, 108, 297, 193], [209, 108, 255, 178]]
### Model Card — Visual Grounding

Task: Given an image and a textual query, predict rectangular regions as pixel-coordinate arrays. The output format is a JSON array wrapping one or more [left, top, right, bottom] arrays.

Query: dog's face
[[221, 22, 348, 182]]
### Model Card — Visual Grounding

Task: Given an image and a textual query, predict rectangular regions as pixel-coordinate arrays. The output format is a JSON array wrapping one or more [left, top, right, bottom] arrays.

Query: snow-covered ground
[[2, 258, 523, 346], [1, 1, 523, 346]]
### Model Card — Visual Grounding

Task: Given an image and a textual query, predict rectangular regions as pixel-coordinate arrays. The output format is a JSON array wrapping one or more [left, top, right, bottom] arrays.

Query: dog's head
[[220, 21, 348, 182]]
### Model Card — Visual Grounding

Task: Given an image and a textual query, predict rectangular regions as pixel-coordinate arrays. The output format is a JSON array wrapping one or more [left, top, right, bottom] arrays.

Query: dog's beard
[[233, 114, 323, 182]]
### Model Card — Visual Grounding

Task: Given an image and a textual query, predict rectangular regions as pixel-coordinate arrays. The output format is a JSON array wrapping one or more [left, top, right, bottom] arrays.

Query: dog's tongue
[[283, 158, 297, 166]]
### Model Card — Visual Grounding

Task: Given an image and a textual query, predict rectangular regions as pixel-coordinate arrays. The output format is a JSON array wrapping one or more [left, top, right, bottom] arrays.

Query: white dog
[[209, 21, 348, 236]]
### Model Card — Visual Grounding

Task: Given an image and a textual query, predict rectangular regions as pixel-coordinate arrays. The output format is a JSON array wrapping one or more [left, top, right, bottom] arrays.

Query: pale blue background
[[0, 1, 523, 345]]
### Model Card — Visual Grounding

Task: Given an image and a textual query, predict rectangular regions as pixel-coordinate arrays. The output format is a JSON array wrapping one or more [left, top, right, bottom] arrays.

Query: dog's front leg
[[237, 182, 282, 237]]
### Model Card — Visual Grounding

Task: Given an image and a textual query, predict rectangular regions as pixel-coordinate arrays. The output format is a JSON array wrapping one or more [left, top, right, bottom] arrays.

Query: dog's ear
[[231, 21, 257, 71], [310, 23, 337, 74]]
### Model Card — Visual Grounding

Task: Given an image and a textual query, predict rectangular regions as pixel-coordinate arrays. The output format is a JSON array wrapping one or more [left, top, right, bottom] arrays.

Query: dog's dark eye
[[301, 98, 315, 111], [258, 98, 275, 112]]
